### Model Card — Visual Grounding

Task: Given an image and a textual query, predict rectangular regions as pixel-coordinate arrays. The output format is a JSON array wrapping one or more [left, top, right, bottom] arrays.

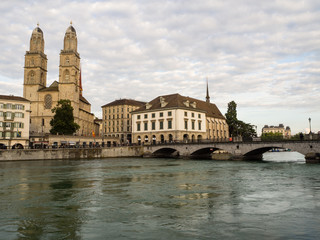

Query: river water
[[0, 152, 320, 239]]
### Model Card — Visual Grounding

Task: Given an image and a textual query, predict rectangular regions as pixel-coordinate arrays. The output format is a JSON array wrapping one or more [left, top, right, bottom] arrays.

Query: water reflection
[[0, 155, 319, 239]]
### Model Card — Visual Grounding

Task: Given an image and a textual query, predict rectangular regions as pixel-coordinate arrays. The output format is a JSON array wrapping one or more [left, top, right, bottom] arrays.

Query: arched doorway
[[197, 135, 202, 142], [12, 143, 24, 149], [183, 134, 189, 143], [144, 135, 149, 143], [0, 143, 7, 149], [137, 136, 141, 145], [160, 134, 165, 143], [191, 135, 195, 142], [152, 135, 156, 145], [169, 134, 173, 143]]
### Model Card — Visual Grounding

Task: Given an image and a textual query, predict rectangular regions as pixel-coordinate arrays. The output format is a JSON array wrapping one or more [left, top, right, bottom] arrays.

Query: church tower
[[23, 24, 47, 100], [58, 22, 81, 117]]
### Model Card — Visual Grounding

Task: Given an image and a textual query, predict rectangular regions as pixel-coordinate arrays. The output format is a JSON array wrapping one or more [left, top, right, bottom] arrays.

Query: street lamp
[[308, 117, 312, 134]]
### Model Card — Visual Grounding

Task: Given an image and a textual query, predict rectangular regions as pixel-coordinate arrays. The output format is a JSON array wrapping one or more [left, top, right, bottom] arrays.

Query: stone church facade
[[23, 23, 94, 136]]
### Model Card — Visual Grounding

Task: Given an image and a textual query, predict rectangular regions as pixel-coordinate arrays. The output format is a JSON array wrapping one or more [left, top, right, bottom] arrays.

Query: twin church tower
[[23, 23, 94, 136]]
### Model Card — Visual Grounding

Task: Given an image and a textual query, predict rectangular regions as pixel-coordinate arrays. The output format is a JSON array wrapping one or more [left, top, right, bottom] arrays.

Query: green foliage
[[225, 101, 257, 138], [261, 132, 283, 141], [50, 99, 80, 135], [290, 132, 304, 140]]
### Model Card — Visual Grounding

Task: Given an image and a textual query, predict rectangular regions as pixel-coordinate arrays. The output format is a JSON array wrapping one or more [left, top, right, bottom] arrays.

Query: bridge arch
[[152, 147, 179, 158]]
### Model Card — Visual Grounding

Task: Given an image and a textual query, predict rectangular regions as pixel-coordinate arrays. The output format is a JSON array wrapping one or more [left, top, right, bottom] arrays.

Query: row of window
[[104, 107, 135, 115], [0, 122, 24, 128], [105, 114, 130, 120], [105, 126, 131, 133], [0, 131, 22, 138], [137, 120, 173, 131], [0, 112, 25, 119], [0, 103, 25, 110], [137, 111, 172, 119], [136, 111, 202, 120], [106, 119, 131, 127]]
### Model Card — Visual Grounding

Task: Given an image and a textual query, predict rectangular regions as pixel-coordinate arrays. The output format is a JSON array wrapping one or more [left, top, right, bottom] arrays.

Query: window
[[184, 112, 187, 117], [0, 111, 3, 117], [6, 104, 12, 109], [0, 122, 2, 127], [159, 112, 163, 117], [168, 120, 172, 129], [5, 122, 11, 128], [44, 94, 52, 109], [15, 112, 24, 118], [198, 114, 201, 118], [16, 104, 24, 110], [184, 120, 188, 130], [137, 115, 141, 120], [144, 114, 148, 119], [152, 113, 155, 118], [198, 121, 202, 130], [152, 122, 155, 130], [168, 111, 172, 116], [159, 121, 163, 130], [137, 123, 141, 131], [0, 103, 3, 109], [144, 122, 148, 131], [192, 112, 194, 117], [192, 121, 195, 130], [5, 112, 13, 120]]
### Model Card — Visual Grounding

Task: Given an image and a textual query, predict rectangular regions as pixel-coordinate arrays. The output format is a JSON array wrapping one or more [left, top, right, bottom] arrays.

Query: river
[[0, 152, 319, 239]]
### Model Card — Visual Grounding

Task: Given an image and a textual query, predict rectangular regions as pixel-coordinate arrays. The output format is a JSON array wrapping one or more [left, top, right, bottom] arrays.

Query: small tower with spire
[[23, 23, 48, 97], [206, 78, 210, 103]]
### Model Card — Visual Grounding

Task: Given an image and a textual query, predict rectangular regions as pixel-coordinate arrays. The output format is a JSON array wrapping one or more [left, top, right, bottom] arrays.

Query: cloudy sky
[[0, 0, 319, 135]]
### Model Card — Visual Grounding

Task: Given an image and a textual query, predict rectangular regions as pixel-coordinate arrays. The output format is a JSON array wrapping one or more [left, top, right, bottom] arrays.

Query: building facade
[[262, 124, 291, 139], [23, 23, 94, 136], [102, 99, 145, 143], [131, 93, 229, 144], [0, 95, 31, 149]]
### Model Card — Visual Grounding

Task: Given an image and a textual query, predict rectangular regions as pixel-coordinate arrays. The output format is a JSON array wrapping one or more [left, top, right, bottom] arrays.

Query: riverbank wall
[[0, 146, 144, 161]]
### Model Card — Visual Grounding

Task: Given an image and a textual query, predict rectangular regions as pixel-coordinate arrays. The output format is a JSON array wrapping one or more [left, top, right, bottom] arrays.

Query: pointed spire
[[206, 77, 210, 103]]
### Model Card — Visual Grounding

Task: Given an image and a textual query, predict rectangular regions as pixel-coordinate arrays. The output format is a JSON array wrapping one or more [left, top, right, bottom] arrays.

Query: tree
[[225, 101, 238, 137], [261, 132, 283, 141], [225, 101, 256, 138], [50, 99, 80, 135]]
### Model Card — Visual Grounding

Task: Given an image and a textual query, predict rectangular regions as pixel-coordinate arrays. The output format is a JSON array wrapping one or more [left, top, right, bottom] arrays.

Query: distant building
[[0, 95, 31, 149], [101, 99, 146, 143], [131, 93, 229, 144], [262, 124, 291, 139]]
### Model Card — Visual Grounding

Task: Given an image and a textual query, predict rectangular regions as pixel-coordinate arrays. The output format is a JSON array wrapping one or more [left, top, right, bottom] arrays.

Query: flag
[[92, 131, 95, 137], [79, 65, 83, 96]]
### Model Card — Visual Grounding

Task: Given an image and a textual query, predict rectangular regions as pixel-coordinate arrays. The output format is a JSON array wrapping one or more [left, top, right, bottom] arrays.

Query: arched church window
[[44, 94, 52, 109], [28, 71, 35, 84], [31, 58, 34, 66], [65, 57, 70, 65], [64, 70, 70, 82]]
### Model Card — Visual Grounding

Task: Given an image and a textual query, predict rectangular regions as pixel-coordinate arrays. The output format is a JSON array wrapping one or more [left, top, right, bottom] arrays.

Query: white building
[[0, 95, 31, 149], [131, 93, 229, 144]]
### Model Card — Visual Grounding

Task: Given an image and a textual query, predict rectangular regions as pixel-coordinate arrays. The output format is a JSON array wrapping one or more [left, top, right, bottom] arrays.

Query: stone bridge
[[142, 140, 320, 161]]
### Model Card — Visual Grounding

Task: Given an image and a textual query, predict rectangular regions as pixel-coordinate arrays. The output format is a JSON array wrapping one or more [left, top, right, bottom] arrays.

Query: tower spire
[[206, 77, 210, 103]]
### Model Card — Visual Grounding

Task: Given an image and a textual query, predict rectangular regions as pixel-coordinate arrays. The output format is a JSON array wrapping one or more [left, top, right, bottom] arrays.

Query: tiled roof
[[102, 99, 146, 108], [38, 81, 59, 92], [0, 95, 30, 102], [133, 93, 225, 119], [80, 95, 91, 105]]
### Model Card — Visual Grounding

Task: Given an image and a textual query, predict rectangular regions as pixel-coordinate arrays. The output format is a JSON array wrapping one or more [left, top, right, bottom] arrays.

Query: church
[[23, 23, 95, 136]]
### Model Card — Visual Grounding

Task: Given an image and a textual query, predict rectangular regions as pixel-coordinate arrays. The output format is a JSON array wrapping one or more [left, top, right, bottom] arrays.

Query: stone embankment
[[0, 146, 144, 161]]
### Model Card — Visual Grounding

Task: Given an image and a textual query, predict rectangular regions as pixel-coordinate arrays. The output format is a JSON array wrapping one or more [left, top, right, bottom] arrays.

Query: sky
[[0, 0, 319, 135]]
